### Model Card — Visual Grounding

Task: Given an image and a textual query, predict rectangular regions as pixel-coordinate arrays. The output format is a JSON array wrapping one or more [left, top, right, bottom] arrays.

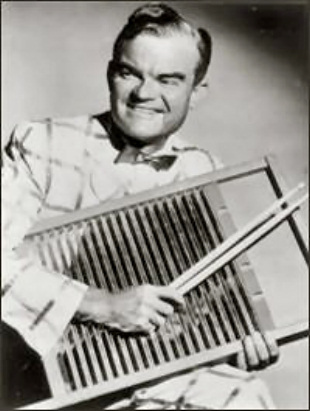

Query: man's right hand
[[76, 284, 185, 334]]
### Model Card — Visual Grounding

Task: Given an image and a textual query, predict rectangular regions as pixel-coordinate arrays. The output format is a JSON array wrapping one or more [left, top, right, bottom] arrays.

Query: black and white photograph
[[1, 1, 309, 409]]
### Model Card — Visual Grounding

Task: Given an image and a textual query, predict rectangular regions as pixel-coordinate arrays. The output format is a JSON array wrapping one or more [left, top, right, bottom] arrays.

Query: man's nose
[[132, 78, 159, 100]]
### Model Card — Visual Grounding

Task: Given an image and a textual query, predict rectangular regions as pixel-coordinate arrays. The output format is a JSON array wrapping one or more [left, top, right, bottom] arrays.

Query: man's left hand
[[234, 331, 279, 371]]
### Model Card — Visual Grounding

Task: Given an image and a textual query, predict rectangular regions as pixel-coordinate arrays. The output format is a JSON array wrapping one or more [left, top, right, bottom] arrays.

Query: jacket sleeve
[[1, 122, 88, 358]]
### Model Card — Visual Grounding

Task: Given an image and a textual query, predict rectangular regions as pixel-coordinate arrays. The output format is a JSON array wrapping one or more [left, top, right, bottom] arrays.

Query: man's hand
[[76, 284, 185, 334], [234, 331, 280, 371]]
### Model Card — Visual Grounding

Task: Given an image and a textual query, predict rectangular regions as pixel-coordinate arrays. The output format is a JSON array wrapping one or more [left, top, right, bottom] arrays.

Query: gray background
[[2, 1, 309, 408]]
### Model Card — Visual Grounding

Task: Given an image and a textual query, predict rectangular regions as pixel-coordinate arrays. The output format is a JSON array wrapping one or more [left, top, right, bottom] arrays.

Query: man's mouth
[[127, 104, 164, 114]]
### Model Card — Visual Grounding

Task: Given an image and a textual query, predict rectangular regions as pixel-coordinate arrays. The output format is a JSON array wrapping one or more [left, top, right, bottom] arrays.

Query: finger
[[149, 312, 166, 329], [154, 286, 185, 308], [136, 307, 166, 332], [148, 298, 174, 317], [263, 331, 280, 364], [253, 331, 271, 364], [134, 317, 156, 334], [243, 334, 260, 370]]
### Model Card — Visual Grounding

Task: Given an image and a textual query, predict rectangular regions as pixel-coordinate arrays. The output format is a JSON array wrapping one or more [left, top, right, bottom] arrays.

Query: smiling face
[[108, 33, 201, 144]]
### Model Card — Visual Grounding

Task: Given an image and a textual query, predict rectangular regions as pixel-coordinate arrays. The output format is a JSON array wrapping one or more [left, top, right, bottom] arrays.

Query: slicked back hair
[[112, 3, 212, 86]]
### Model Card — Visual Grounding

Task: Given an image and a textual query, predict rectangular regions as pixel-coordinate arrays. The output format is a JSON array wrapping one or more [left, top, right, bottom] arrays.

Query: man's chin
[[121, 125, 165, 143]]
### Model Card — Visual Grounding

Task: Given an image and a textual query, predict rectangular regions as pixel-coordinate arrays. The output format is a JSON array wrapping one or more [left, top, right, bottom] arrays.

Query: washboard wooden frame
[[19, 155, 308, 410]]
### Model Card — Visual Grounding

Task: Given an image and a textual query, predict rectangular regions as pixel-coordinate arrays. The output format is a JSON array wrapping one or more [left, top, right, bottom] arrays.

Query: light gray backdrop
[[2, 1, 309, 409]]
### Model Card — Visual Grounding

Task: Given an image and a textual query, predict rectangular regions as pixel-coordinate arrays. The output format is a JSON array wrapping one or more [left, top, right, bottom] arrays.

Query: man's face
[[108, 33, 201, 144]]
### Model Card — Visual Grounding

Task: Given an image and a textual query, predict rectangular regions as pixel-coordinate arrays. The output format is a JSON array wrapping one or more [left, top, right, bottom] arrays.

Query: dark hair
[[112, 2, 212, 86]]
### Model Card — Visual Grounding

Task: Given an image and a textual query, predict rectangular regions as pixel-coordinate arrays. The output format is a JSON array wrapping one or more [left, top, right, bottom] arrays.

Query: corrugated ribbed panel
[[28, 186, 260, 393]]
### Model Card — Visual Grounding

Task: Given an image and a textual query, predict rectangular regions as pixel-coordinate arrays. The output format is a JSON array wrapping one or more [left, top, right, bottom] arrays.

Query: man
[[2, 3, 278, 408]]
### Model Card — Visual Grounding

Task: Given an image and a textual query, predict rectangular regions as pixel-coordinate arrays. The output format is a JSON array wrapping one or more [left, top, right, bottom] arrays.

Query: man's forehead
[[118, 33, 199, 74]]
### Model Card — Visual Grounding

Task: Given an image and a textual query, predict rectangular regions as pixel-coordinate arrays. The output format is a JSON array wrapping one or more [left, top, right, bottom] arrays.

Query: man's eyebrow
[[113, 61, 141, 76], [158, 72, 186, 81]]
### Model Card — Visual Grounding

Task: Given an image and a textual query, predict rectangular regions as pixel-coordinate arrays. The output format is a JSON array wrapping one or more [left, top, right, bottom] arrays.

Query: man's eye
[[159, 77, 180, 86], [118, 68, 135, 79]]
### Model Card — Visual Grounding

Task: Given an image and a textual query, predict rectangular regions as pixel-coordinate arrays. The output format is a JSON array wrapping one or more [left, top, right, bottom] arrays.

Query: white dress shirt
[[2, 111, 221, 357]]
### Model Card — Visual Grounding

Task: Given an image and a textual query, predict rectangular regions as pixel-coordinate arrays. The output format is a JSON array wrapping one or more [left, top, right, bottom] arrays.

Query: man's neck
[[96, 112, 168, 153], [122, 134, 168, 156], [114, 126, 169, 157], [94, 112, 177, 168]]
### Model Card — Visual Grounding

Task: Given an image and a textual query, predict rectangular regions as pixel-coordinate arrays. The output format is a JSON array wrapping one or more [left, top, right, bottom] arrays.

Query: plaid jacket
[[2, 111, 220, 357]]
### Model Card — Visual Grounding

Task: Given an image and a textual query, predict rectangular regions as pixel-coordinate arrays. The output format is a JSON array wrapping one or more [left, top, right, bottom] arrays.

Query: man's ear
[[107, 60, 114, 91], [190, 78, 208, 110]]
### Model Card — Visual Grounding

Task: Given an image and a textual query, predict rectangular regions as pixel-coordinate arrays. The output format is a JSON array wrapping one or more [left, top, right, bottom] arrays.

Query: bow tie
[[115, 147, 178, 171], [135, 154, 177, 171]]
